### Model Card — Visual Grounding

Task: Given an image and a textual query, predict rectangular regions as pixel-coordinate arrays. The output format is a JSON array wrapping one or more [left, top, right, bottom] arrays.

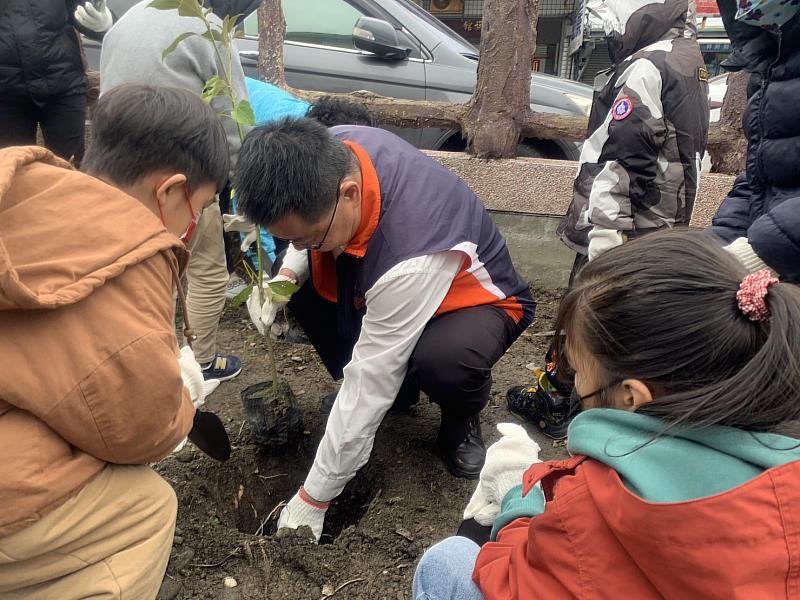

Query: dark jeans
[[289, 281, 525, 417], [0, 93, 87, 165]]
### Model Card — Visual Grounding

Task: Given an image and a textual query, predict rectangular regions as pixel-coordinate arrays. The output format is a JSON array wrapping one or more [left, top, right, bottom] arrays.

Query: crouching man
[[234, 118, 535, 541], [0, 84, 229, 598]]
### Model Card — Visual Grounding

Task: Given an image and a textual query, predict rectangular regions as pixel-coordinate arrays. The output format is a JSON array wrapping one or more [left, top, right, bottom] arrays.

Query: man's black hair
[[306, 96, 374, 127], [234, 117, 354, 226], [82, 83, 229, 192]]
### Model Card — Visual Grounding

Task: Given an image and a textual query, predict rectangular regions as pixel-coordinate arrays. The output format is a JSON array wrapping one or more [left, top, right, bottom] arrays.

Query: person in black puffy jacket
[[0, 0, 113, 165], [711, 0, 800, 282]]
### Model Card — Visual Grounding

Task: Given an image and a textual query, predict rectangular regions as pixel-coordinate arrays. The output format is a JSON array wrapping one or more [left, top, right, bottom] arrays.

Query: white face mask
[[735, 0, 800, 28]]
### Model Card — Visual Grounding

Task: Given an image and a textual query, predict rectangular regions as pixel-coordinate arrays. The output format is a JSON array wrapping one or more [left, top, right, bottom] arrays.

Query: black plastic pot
[[240, 380, 303, 448]]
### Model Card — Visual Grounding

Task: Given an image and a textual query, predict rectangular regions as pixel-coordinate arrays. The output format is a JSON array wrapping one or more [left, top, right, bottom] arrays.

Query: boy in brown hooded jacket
[[0, 84, 229, 598]]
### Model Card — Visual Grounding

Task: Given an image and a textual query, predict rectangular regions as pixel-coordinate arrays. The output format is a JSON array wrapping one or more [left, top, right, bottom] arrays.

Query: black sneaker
[[436, 414, 485, 479], [506, 382, 579, 440]]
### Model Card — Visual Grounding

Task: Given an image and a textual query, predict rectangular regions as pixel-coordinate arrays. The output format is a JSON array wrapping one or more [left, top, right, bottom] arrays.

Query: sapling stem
[[156, 0, 279, 395], [255, 226, 278, 396]]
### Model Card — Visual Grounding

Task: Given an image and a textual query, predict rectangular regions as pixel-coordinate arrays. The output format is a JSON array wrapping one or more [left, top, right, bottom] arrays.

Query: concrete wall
[[491, 211, 576, 289], [424, 151, 737, 288]]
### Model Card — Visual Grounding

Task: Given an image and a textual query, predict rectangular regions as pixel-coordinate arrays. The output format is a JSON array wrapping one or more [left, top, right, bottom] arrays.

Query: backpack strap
[[523, 454, 589, 499]]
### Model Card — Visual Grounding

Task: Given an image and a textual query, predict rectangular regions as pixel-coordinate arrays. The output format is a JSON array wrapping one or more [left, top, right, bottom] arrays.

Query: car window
[[243, 0, 363, 49]]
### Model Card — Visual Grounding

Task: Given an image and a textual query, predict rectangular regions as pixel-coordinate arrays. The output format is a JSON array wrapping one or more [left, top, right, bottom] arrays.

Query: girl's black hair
[[306, 96, 373, 128], [554, 230, 800, 431]]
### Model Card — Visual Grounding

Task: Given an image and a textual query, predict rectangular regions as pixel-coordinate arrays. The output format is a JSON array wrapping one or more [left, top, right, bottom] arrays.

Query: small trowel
[[188, 410, 232, 461]]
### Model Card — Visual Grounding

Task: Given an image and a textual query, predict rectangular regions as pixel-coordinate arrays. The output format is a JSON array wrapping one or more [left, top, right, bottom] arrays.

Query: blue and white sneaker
[[225, 273, 249, 301], [201, 353, 242, 382]]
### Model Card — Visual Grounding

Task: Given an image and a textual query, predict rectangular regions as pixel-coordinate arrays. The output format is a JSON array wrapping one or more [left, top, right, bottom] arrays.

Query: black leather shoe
[[436, 414, 485, 479], [320, 391, 338, 413]]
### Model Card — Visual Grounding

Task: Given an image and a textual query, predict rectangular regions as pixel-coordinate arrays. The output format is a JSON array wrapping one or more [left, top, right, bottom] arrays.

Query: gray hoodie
[[99, 0, 251, 172]]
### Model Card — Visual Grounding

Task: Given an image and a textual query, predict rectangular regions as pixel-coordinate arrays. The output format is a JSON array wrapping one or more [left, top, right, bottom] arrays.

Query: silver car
[[85, 0, 593, 159]]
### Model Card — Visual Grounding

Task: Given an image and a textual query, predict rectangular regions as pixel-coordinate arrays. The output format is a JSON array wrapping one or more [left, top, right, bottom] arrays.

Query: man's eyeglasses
[[283, 175, 343, 250]]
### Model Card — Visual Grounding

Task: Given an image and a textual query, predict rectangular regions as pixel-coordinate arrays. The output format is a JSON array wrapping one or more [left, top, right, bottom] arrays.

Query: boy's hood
[[593, 0, 697, 62], [0, 146, 184, 311], [568, 408, 800, 502]]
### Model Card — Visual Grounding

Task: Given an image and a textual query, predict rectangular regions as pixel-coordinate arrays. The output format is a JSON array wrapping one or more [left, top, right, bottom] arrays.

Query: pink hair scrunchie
[[736, 269, 779, 322]]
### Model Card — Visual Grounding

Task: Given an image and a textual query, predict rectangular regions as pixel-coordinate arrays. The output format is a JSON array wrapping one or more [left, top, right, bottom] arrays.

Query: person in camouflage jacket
[[559, 0, 710, 260], [505, 0, 709, 440]]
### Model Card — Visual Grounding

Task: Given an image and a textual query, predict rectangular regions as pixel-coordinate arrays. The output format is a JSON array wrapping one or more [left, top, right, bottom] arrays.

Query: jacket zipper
[[756, 30, 783, 189]]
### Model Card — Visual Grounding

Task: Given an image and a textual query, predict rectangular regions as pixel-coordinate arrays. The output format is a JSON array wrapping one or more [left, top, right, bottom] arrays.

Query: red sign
[[696, 0, 720, 16]]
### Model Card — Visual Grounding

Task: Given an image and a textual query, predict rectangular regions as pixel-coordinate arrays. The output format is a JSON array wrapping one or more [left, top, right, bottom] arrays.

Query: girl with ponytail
[[414, 230, 800, 600]]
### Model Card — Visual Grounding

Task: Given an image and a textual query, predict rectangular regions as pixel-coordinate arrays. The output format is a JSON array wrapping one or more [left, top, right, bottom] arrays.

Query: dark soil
[[156, 290, 567, 600]]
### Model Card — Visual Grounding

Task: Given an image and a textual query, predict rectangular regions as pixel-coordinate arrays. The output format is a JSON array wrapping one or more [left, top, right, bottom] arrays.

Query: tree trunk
[[85, 0, 747, 158], [707, 69, 749, 175], [257, 0, 286, 88], [462, 0, 539, 158]]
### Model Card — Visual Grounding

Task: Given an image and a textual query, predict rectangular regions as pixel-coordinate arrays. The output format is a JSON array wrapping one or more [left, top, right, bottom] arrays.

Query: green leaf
[[177, 0, 204, 18], [231, 284, 254, 308], [268, 279, 299, 298], [221, 15, 235, 46], [161, 31, 196, 60], [148, 0, 181, 10], [230, 100, 256, 126], [201, 74, 228, 101], [201, 29, 223, 43], [234, 29, 245, 39]]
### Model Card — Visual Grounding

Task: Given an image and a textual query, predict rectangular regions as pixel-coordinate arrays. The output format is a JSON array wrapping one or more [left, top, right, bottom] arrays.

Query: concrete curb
[[423, 151, 737, 288]]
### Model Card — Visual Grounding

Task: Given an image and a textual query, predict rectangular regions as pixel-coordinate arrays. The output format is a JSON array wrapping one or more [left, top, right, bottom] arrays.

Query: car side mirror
[[353, 17, 412, 60]]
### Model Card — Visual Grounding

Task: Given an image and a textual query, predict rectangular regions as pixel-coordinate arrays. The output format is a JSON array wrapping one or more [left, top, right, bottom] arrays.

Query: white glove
[[463, 423, 541, 526], [74, 1, 113, 33], [246, 274, 295, 335], [723, 237, 774, 275], [462, 484, 497, 526], [178, 346, 212, 409], [587, 227, 624, 261], [222, 213, 259, 253], [203, 378, 221, 398], [277, 487, 329, 542], [172, 347, 218, 455]]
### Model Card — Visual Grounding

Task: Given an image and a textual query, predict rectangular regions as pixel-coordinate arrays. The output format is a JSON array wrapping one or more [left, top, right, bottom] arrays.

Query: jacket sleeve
[[748, 196, 800, 282], [711, 172, 756, 243], [303, 252, 463, 502], [41, 254, 195, 464], [490, 483, 546, 541], [586, 58, 667, 260]]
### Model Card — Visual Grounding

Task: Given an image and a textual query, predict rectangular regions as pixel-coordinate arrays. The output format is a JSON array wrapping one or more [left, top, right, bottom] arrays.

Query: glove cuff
[[298, 486, 330, 510], [724, 237, 771, 274]]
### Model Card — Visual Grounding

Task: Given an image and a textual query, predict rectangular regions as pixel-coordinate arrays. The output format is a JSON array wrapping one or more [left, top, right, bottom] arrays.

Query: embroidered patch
[[698, 66, 709, 82], [611, 96, 634, 121]]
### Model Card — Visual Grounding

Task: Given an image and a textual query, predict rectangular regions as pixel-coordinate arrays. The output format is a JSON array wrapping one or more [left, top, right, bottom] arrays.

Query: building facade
[[414, 0, 578, 78], [416, 0, 728, 82], [569, 0, 728, 83]]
